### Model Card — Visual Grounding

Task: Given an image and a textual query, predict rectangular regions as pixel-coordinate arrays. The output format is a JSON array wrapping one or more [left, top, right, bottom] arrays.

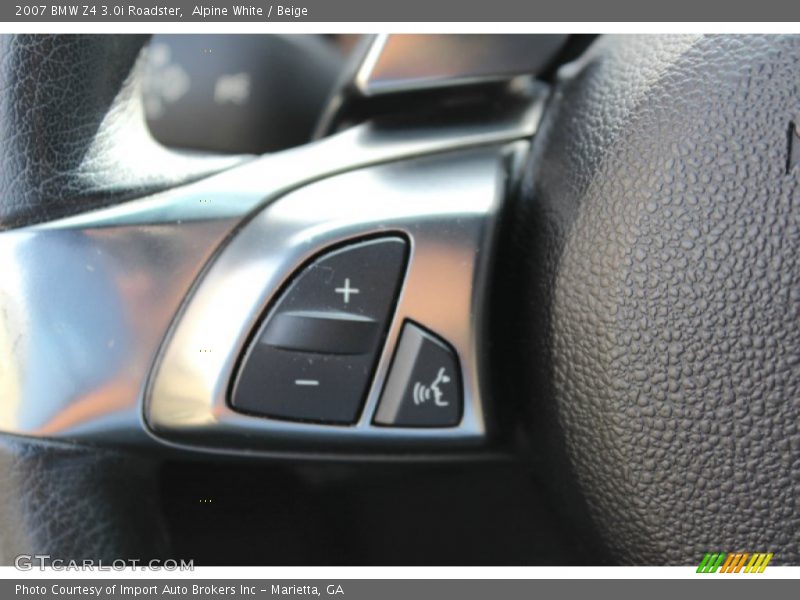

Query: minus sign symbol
[[294, 379, 319, 386]]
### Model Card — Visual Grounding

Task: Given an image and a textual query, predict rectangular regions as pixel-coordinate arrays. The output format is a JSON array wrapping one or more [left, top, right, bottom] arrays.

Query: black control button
[[276, 237, 407, 320], [230, 237, 408, 424], [232, 346, 373, 424], [373, 322, 462, 427]]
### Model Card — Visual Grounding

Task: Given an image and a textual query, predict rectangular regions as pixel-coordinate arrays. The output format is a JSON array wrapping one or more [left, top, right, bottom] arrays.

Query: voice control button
[[373, 322, 462, 427]]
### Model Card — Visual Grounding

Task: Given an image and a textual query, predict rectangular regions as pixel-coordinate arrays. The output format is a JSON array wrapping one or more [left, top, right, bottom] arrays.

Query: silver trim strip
[[373, 325, 426, 425], [354, 34, 566, 97]]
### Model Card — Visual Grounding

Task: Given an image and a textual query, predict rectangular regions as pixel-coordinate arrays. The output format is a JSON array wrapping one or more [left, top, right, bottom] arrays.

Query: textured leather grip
[[498, 34, 800, 564], [0, 34, 242, 229], [0, 435, 168, 563]]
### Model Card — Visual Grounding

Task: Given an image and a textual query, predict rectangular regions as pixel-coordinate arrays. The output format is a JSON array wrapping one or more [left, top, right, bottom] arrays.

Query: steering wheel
[[0, 34, 797, 565]]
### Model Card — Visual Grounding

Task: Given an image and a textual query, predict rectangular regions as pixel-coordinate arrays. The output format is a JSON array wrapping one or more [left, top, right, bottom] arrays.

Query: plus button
[[334, 278, 360, 304]]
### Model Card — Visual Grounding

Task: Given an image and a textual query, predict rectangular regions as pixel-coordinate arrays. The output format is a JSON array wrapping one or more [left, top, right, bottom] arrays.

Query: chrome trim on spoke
[[147, 144, 524, 453], [0, 91, 541, 452]]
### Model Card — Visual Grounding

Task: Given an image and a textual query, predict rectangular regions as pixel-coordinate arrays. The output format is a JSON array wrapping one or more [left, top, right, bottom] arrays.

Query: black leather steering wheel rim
[[499, 34, 800, 564]]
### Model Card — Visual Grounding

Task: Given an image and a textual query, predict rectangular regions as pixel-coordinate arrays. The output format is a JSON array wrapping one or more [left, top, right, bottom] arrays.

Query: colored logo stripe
[[697, 552, 773, 573], [745, 553, 773, 573], [697, 553, 726, 573], [719, 553, 749, 573]]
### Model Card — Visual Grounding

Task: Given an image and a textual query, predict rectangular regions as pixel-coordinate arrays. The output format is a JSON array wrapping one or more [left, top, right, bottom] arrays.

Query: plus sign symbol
[[334, 277, 360, 305]]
